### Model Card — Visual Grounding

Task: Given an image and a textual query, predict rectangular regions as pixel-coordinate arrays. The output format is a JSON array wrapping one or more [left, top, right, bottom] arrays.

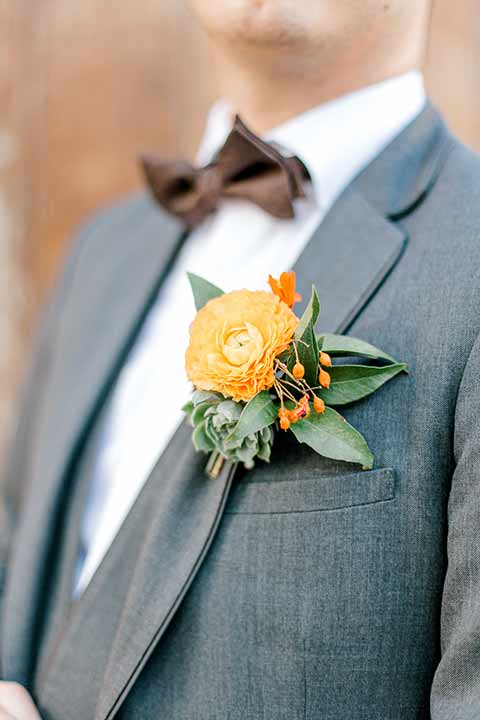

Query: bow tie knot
[[141, 115, 311, 228]]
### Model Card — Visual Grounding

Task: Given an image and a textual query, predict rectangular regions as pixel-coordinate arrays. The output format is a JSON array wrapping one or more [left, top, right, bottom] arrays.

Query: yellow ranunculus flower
[[185, 289, 298, 402]]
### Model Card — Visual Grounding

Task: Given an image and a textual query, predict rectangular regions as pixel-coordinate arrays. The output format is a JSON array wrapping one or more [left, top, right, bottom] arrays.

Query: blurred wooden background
[[1, 0, 480, 454]]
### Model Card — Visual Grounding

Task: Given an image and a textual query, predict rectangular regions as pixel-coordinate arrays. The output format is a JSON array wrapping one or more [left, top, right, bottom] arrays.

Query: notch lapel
[[95, 103, 453, 719], [293, 102, 453, 334], [1, 199, 186, 683], [292, 186, 407, 334]]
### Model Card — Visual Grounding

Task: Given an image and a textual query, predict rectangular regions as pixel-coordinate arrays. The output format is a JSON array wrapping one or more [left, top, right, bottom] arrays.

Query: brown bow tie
[[140, 115, 311, 228]]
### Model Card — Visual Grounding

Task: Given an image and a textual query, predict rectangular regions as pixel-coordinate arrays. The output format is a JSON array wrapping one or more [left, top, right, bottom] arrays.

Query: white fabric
[[74, 71, 426, 595]]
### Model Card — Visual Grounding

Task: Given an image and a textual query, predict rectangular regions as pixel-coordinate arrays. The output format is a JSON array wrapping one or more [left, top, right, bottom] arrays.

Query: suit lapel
[[1, 199, 186, 683], [292, 186, 407, 333], [30, 422, 236, 720], [95, 103, 453, 719], [96, 442, 236, 720], [293, 102, 453, 334]]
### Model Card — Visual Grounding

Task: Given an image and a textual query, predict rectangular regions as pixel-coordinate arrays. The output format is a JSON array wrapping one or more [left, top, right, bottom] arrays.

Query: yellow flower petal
[[185, 289, 298, 402]]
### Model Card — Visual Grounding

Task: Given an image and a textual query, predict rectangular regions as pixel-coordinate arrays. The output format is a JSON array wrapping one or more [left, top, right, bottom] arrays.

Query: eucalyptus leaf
[[226, 391, 277, 445], [321, 362, 407, 406], [187, 272, 224, 311], [295, 286, 320, 339], [290, 406, 374, 469], [319, 333, 397, 363]]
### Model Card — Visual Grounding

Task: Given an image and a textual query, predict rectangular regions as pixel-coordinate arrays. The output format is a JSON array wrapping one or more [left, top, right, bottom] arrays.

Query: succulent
[[184, 391, 274, 469]]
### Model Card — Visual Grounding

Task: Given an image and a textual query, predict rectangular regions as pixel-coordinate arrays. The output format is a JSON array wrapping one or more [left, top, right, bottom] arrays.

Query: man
[[1, 0, 480, 718]]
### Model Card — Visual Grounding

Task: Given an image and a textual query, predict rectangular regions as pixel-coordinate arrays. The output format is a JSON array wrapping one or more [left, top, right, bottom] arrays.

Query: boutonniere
[[183, 271, 407, 478]]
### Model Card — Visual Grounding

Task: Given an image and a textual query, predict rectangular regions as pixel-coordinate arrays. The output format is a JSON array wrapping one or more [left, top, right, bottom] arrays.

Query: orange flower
[[186, 290, 298, 402], [268, 271, 302, 308]]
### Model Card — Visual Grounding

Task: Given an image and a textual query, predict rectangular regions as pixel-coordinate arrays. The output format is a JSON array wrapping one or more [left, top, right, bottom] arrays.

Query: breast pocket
[[199, 464, 402, 718], [225, 467, 395, 515]]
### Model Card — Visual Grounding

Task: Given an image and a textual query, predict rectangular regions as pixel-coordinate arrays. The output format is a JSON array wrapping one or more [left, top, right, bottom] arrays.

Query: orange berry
[[280, 416, 290, 431], [313, 396, 325, 414], [288, 395, 310, 423], [278, 407, 289, 419], [293, 362, 305, 379], [320, 351, 332, 367], [299, 394, 310, 416], [319, 368, 331, 388]]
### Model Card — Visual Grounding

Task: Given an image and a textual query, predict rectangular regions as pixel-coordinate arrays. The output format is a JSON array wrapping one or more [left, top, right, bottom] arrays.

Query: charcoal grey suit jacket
[[2, 103, 480, 719]]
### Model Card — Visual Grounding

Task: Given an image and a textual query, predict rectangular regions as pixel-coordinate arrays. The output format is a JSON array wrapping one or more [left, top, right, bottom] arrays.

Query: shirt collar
[[196, 70, 426, 214]]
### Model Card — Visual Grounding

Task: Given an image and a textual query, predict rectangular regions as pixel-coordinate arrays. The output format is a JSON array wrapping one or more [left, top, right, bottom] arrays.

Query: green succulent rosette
[[183, 391, 274, 470]]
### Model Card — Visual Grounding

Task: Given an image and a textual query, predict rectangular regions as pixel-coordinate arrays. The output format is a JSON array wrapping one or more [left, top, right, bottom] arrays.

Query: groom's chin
[[183, 0, 410, 52], [185, 0, 312, 48]]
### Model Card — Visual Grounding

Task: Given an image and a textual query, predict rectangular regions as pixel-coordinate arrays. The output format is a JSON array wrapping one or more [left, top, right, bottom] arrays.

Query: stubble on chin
[[188, 0, 307, 49]]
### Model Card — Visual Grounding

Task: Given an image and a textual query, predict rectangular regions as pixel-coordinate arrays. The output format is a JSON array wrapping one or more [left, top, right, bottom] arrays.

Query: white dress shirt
[[74, 71, 426, 595]]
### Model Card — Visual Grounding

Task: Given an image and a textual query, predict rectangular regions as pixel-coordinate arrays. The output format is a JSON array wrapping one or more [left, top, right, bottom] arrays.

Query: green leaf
[[290, 286, 320, 387], [204, 419, 218, 447], [319, 333, 397, 363], [226, 391, 277, 445], [295, 319, 319, 387], [192, 390, 223, 405], [290, 406, 374, 469], [181, 400, 194, 415], [192, 422, 215, 452], [187, 272, 224, 311], [191, 401, 215, 425], [320, 362, 407, 406], [295, 286, 320, 339]]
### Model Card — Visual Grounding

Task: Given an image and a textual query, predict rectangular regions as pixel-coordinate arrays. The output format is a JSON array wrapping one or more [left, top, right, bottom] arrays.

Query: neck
[[212, 40, 424, 134]]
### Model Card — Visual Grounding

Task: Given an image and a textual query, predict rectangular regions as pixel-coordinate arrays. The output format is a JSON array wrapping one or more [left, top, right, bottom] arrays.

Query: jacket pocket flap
[[226, 467, 395, 515]]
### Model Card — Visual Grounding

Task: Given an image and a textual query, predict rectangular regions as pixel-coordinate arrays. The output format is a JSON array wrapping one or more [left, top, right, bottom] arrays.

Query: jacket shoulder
[[413, 133, 480, 292], [67, 190, 160, 257], [55, 190, 175, 287], [441, 136, 480, 202], [40, 191, 169, 328], [421, 133, 480, 240]]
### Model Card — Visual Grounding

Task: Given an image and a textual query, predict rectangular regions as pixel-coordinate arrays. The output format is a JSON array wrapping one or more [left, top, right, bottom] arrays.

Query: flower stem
[[206, 452, 239, 483], [206, 450, 226, 479]]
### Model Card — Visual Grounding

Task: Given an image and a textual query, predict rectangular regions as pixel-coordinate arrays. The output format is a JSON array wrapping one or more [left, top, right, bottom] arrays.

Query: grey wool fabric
[[1, 102, 480, 719]]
